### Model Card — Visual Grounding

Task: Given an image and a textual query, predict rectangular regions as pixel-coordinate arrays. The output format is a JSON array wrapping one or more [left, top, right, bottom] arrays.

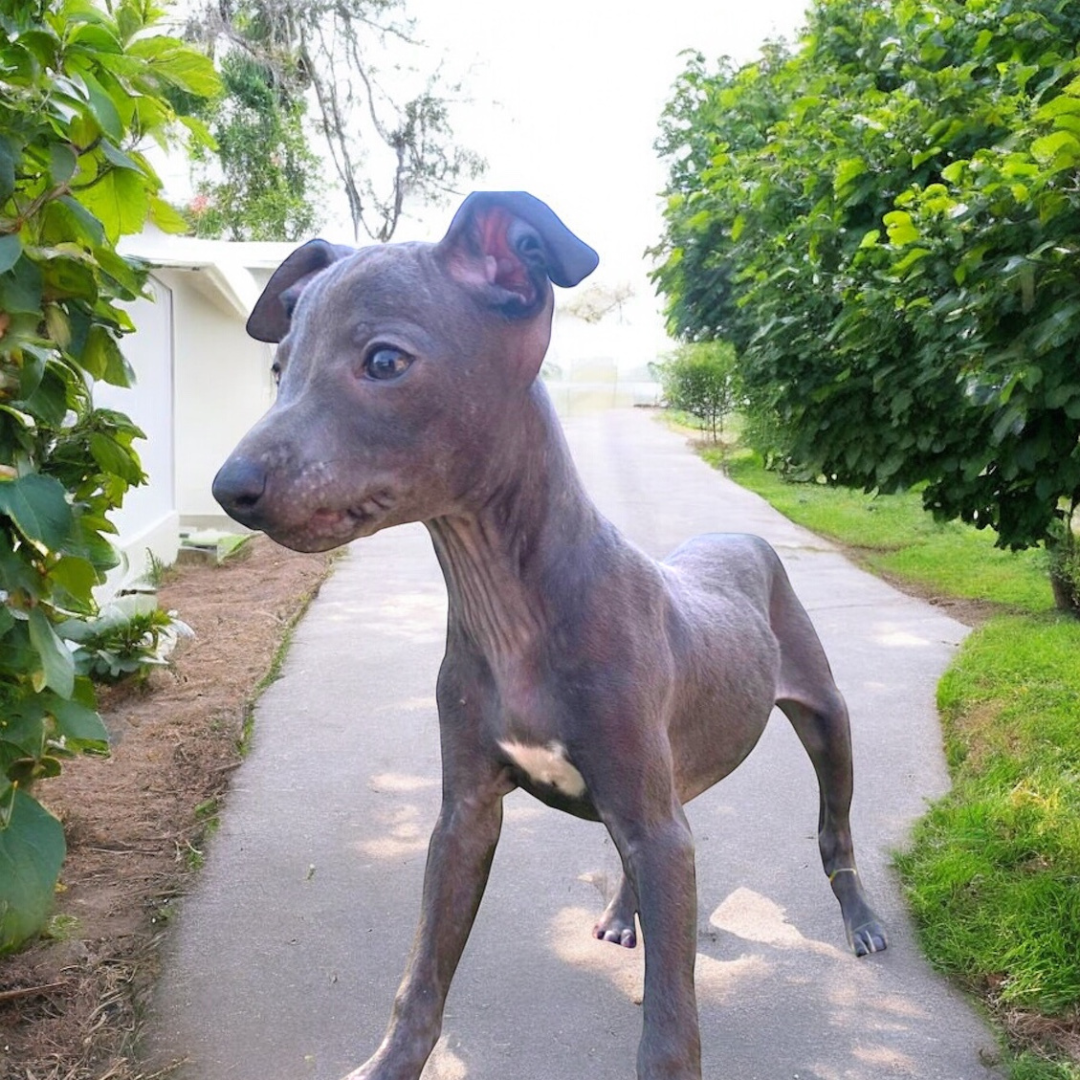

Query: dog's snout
[[213, 456, 268, 526]]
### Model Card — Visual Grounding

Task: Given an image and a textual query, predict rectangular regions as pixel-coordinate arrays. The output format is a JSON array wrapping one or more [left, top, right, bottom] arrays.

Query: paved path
[[147, 409, 1002, 1080]]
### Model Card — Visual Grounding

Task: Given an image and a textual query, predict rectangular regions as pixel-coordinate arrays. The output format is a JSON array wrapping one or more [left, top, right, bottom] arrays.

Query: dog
[[212, 191, 887, 1079]]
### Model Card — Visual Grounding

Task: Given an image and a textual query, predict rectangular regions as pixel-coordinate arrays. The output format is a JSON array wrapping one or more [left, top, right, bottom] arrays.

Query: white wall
[[95, 274, 180, 587], [159, 267, 277, 524]]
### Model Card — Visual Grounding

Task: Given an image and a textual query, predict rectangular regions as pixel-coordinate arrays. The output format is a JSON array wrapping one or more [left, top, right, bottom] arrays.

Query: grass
[[694, 437, 1080, 1078], [708, 448, 1054, 612]]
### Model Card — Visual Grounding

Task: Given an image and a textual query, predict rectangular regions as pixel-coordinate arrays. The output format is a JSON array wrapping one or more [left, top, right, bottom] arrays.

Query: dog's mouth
[[274, 491, 396, 553]]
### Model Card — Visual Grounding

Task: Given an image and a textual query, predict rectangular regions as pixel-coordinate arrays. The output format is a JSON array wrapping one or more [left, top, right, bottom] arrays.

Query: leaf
[[79, 324, 135, 386], [89, 431, 143, 483], [99, 139, 142, 172], [128, 36, 221, 97], [0, 255, 43, 315], [20, 364, 70, 428], [40, 195, 106, 248], [93, 246, 144, 295], [27, 608, 75, 698], [0, 474, 74, 549], [0, 788, 66, 954], [73, 65, 123, 141], [892, 247, 931, 275], [38, 691, 108, 751], [834, 157, 866, 195], [77, 167, 149, 242], [48, 142, 77, 185], [148, 195, 189, 234], [0, 136, 15, 203], [883, 210, 920, 247], [1030, 131, 1080, 168], [0, 234, 22, 275], [48, 555, 101, 609]]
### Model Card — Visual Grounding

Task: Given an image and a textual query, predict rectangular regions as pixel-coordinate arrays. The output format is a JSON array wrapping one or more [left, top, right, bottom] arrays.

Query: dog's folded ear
[[437, 192, 599, 317], [247, 239, 355, 343]]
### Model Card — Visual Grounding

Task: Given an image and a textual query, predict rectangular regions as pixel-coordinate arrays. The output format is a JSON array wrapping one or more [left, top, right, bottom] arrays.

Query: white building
[[105, 233, 293, 587]]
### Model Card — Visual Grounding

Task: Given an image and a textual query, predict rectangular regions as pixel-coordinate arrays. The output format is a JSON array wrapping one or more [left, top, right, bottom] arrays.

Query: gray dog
[[213, 191, 887, 1080]]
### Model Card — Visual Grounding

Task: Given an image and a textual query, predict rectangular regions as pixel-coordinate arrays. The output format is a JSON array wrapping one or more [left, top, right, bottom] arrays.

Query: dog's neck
[[426, 381, 609, 662]]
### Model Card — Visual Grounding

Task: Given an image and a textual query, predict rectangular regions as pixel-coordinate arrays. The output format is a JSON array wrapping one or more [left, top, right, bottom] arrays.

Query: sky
[[163, 0, 812, 363], [376, 0, 811, 360], [393, 0, 808, 258]]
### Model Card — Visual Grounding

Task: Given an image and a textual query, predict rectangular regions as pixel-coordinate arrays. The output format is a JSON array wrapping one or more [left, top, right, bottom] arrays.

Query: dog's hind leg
[[771, 581, 887, 956], [594, 872, 638, 947]]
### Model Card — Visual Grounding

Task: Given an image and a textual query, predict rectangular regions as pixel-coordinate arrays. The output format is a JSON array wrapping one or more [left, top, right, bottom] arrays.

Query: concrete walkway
[[146, 409, 1002, 1080]]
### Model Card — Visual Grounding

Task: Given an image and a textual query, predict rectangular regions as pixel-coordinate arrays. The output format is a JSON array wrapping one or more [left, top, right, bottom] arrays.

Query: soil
[[0, 535, 336, 1080]]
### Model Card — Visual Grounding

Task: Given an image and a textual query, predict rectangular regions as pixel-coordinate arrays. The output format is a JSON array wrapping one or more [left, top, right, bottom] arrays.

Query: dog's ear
[[436, 192, 599, 317], [247, 239, 354, 343]]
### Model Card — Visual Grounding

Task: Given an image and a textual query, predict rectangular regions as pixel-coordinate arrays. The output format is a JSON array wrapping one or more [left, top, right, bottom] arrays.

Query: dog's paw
[[850, 920, 888, 957], [593, 917, 637, 948]]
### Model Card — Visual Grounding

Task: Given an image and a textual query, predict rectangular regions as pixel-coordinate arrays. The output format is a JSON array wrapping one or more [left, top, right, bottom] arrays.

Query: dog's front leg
[[603, 790, 701, 1080], [345, 758, 505, 1080]]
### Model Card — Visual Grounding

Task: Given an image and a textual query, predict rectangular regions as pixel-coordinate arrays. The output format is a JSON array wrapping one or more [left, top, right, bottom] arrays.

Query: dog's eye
[[270, 361, 281, 386], [364, 346, 412, 381]]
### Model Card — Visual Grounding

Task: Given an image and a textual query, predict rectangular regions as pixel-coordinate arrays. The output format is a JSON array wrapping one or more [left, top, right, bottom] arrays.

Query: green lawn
[[697, 441, 1080, 1079], [707, 448, 1054, 612]]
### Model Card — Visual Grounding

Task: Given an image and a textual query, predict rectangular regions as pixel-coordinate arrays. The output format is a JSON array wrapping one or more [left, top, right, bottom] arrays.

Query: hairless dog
[[212, 191, 887, 1080]]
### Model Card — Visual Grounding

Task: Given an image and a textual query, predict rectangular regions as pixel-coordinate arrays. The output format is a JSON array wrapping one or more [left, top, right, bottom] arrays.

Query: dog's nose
[[213, 456, 268, 528]]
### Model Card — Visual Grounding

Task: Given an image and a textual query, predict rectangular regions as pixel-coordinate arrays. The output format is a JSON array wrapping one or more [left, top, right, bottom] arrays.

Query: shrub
[[0, 0, 217, 952], [655, 341, 737, 442]]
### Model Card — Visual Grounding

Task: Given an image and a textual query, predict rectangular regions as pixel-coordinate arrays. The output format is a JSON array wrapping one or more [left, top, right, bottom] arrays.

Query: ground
[[0, 536, 335, 1080], [0, 509, 1067, 1079]]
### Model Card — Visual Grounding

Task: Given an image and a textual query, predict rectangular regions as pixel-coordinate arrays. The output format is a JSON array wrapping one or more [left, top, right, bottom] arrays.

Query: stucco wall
[[96, 274, 180, 589], [157, 267, 277, 524]]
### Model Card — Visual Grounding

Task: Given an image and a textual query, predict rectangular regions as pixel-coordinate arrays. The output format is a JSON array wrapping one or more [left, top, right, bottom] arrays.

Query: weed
[[44, 913, 81, 941]]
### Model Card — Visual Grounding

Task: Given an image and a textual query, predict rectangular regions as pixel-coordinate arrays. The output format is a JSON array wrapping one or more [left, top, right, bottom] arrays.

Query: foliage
[[655, 340, 737, 442], [653, 0, 1080, 611], [0, 0, 217, 952], [186, 51, 325, 241], [184, 0, 485, 241], [61, 593, 193, 682]]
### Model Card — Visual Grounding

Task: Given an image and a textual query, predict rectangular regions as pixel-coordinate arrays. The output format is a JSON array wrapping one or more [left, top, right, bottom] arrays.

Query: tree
[[564, 281, 635, 324], [186, 50, 325, 241], [0, 0, 218, 950], [655, 341, 738, 444], [184, 0, 484, 242], [653, 0, 1080, 613]]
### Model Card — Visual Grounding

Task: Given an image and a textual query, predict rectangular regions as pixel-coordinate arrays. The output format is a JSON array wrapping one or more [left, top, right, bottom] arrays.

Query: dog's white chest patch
[[499, 740, 587, 798]]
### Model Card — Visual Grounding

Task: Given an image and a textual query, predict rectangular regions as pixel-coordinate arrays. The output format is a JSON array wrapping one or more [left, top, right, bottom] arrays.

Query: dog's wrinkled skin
[[213, 191, 887, 1080]]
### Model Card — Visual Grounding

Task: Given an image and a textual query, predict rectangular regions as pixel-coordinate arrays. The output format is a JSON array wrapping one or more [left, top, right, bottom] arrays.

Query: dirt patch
[[0, 535, 335, 1080]]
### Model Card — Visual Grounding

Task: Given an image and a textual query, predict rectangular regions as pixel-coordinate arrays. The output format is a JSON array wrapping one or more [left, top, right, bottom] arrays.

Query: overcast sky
[[161, 1, 811, 357], [382, 0, 808, 266]]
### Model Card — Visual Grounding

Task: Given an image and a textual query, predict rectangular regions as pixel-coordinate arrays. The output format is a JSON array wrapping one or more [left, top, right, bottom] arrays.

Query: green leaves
[[0, 474, 74, 549], [655, 0, 1080, 579], [0, 789, 66, 955], [0, 0, 217, 954]]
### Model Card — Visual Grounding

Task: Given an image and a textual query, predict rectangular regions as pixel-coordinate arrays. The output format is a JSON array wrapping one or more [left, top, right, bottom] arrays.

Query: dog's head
[[212, 192, 598, 552]]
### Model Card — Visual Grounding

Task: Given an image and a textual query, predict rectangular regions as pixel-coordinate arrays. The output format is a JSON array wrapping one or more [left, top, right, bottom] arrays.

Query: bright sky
[[158, 1, 811, 359], [385, 0, 809, 272]]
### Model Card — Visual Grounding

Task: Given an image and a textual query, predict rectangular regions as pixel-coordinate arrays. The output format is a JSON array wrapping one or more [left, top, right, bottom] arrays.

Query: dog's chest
[[498, 739, 586, 798]]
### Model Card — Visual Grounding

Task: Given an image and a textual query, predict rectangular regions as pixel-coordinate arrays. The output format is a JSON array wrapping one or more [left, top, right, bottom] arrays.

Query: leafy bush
[[61, 594, 193, 682], [655, 341, 737, 442], [0, 0, 217, 952], [654, 0, 1080, 612]]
